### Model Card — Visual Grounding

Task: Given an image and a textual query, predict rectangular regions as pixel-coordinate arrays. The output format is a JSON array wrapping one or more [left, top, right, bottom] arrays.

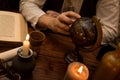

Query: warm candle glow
[[22, 34, 30, 56], [26, 34, 30, 40], [66, 62, 89, 80], [78, 66, 83, 74]]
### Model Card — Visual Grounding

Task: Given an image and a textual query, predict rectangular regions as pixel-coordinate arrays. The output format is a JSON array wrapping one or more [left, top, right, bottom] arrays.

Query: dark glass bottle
[[92, 43, 120, 80]]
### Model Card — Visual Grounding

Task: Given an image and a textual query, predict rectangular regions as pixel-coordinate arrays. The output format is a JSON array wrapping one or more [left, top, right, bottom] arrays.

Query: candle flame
[[78, 66, 83, 74], [26, 34, 30, 40]]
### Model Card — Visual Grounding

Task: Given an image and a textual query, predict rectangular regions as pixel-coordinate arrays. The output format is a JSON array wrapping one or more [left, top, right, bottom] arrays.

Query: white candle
[[66, 62, 89, 80], [22, 34, 30, 56]]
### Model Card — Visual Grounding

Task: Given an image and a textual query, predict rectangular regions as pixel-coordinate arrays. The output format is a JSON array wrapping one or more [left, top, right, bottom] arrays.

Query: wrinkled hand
[[38, 10, 80, 35]]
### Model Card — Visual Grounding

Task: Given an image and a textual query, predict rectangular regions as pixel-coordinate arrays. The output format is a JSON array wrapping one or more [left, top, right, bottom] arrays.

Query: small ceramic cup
[[29, 31, 46, 56]]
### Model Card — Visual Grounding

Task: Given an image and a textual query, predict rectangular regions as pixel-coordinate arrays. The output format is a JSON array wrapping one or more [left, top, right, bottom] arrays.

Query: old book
[[0, 11, 28, 47]]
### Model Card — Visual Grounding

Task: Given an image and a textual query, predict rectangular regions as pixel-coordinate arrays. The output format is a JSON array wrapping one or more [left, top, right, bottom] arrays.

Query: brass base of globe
[[64, 51, 83, 63]]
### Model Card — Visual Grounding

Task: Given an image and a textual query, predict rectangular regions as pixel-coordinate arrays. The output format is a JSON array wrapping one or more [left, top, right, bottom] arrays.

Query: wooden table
[[0, 28, 102, 80], [0, 29, 75, 80], [26, 31, 75, 80], [24, 27, 103, 80]]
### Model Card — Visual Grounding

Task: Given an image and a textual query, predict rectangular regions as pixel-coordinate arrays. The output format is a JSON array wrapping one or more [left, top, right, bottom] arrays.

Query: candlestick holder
[[64, 62, 89, 80], [29, 30, 45, 57], [12, 48, 36, 78]]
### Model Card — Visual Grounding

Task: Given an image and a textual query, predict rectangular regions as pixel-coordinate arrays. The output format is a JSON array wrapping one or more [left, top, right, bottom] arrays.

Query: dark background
[[0, 0, 20, 11]]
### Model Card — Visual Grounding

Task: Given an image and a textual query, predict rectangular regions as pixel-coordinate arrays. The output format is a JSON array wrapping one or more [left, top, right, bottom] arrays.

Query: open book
[[0, 11, 28, 47]]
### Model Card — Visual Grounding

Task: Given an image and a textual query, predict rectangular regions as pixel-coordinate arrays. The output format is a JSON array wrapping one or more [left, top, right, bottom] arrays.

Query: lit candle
[[22, 34, 30, 56], [65, 62, 89, 80]]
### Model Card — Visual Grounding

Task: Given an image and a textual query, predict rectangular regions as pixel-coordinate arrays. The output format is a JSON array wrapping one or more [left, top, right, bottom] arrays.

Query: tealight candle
[[22, 34, 30, 56], [65, 62, 89, 80]]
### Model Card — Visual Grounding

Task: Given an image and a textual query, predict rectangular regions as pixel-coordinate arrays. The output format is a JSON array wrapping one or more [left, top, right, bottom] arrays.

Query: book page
[[0, 11, 28, 42], [0, 15, 15, 37]]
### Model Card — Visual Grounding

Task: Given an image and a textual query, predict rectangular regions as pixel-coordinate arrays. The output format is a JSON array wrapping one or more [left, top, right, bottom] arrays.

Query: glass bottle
[[92, 42, 120, 80]]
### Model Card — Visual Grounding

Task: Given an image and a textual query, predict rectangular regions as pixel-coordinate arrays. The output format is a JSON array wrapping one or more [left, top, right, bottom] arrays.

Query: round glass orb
[[69, 16, 102, 52]]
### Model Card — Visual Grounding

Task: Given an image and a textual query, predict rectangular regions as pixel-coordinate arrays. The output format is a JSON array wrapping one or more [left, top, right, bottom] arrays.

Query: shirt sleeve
[[96, 0, 119, 45], [19, 0, 46, 28]]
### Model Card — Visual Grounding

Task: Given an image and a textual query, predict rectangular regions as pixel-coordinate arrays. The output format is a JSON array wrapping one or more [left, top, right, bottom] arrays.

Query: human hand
[[57, 11, 80, 25], [46, 10, 80, 24], [38, 11, 80, 35], [46, 10, 60, 18]]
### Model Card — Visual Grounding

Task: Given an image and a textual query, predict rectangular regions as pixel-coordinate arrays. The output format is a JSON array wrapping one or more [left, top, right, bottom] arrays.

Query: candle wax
[[22, 34, 30, 56], [66, 62, 89, 80]]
